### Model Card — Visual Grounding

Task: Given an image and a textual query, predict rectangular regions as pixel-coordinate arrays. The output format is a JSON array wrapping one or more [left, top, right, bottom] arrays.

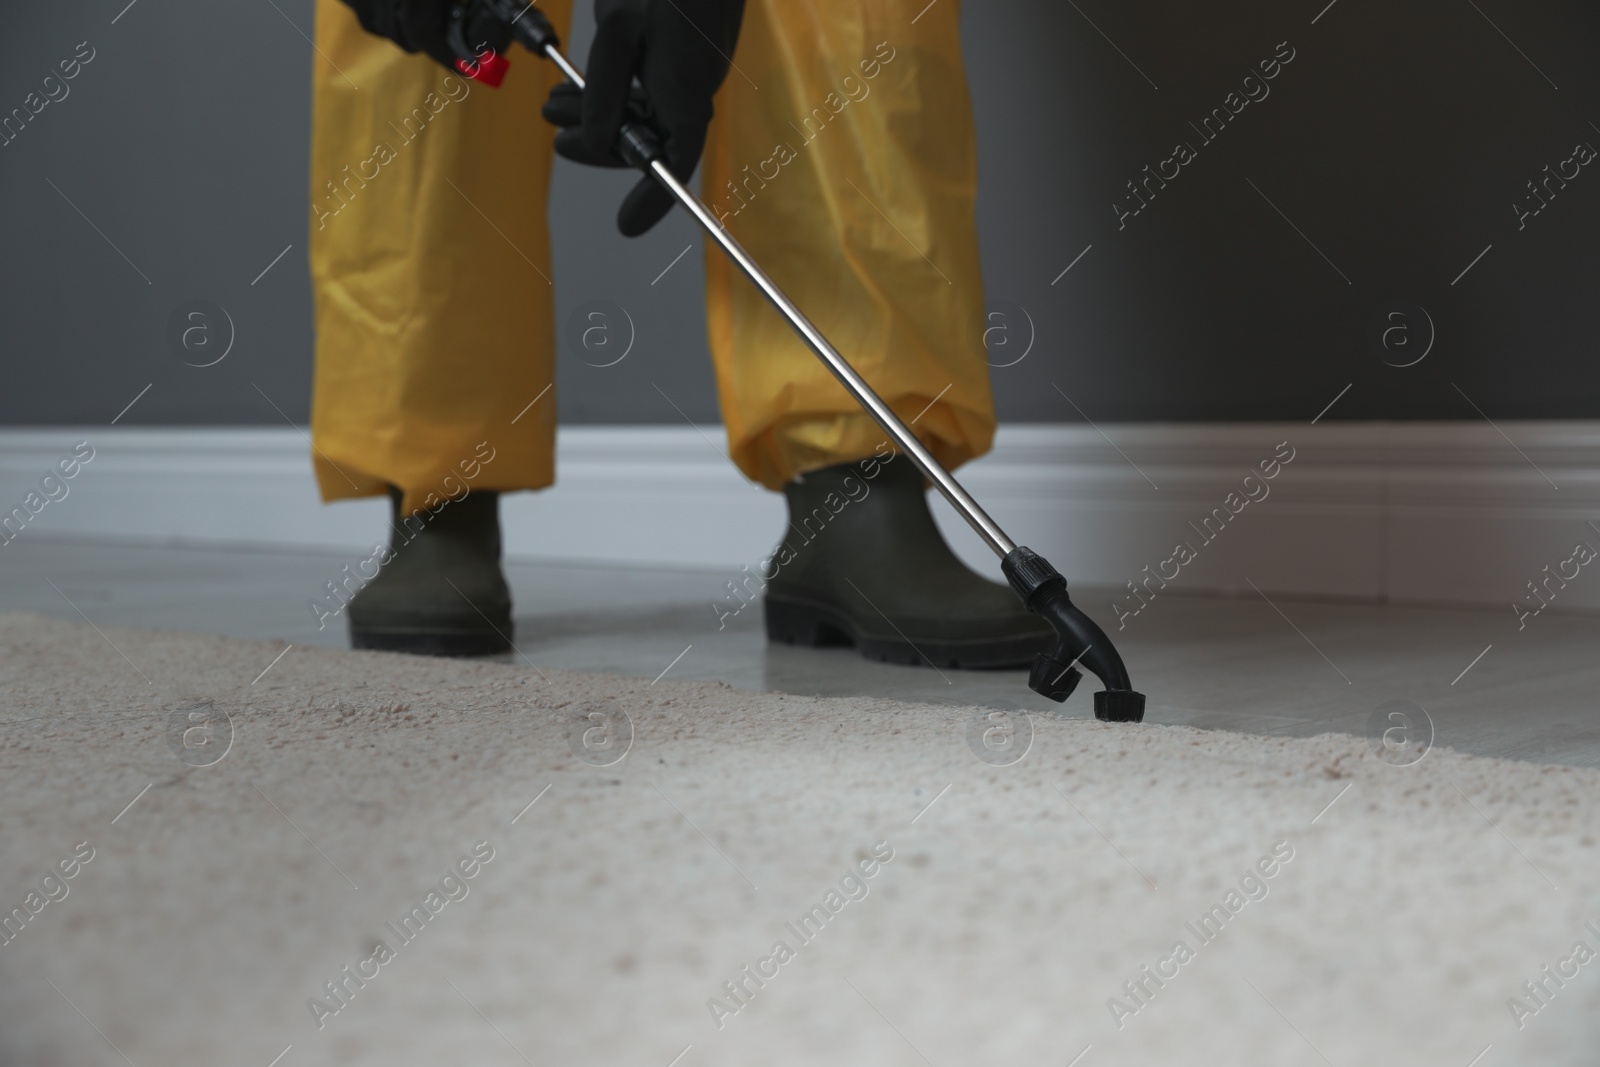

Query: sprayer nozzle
[[1094, 690, 1146, 722], [1029, 654, 1083, 702], [1001, 546, 1146, 722]]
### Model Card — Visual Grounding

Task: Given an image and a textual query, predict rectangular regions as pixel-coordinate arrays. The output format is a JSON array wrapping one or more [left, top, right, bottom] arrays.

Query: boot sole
[[350, 626, 511, 657], [764, 595, 1050, 670]]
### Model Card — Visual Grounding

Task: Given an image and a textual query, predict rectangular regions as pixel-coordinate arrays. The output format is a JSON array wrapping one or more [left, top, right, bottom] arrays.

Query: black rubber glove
[[339, 0, 466, 71], [541, 0, 745, 236]]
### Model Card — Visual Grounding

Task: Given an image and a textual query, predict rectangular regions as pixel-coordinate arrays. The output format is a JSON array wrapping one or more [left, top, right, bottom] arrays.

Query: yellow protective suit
[[309, 0, 992, 513]]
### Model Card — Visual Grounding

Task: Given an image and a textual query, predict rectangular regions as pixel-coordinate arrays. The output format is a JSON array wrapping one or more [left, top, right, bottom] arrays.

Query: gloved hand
[[541, 0, 745, 236], [339, 0, 501, 72]]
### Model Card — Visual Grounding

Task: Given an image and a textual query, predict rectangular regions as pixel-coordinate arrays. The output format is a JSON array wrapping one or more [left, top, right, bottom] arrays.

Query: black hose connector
[[1002, 546, 1145, 722]]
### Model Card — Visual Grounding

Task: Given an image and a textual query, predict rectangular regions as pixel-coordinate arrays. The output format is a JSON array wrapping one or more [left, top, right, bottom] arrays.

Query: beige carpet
[[1, 610, 1597, 1067]]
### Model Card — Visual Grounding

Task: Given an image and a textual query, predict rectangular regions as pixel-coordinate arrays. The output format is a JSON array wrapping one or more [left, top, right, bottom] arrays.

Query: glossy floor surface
[[8, 537, 1598, 768]]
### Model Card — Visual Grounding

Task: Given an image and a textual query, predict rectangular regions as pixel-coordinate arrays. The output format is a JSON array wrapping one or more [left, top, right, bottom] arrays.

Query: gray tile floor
[[8, 537, 1600, 768]]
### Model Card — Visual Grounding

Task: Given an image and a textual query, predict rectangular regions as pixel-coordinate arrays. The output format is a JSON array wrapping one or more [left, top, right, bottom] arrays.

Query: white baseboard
[[5, 422, 1598, 613]]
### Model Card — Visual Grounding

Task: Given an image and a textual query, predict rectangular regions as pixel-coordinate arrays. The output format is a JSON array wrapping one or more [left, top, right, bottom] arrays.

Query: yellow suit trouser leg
[[308, 0, 570, 516], [311, 0, 990, 504], [703, 0, 994, 489]]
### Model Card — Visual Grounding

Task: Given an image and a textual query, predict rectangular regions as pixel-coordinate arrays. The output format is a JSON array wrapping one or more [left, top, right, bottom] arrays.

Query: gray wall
[[3, 0, 1598, 427]]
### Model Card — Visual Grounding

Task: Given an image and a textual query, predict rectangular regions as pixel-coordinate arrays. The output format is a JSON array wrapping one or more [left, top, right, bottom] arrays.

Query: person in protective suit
[[309, 0, 1051, 668]]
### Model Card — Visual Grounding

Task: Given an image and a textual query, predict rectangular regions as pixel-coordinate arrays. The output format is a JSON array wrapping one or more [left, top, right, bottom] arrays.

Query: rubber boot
[[347, 488, 512, 656], [763, 457, 1053, 669]]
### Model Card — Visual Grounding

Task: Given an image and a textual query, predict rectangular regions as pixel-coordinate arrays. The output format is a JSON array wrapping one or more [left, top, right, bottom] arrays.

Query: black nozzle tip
[[1004, 547, 1144, 720], [1094, 690, 1146, 723], [1028, 653, 1083, 703]]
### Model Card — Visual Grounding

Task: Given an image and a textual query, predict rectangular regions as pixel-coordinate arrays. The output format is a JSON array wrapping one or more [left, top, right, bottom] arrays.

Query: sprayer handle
[[449, 0, 562, 85], [447, 1, 659, 170]]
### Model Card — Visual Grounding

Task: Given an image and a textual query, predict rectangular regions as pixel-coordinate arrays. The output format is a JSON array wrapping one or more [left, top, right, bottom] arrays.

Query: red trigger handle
[[455, 49, 510, 87]]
